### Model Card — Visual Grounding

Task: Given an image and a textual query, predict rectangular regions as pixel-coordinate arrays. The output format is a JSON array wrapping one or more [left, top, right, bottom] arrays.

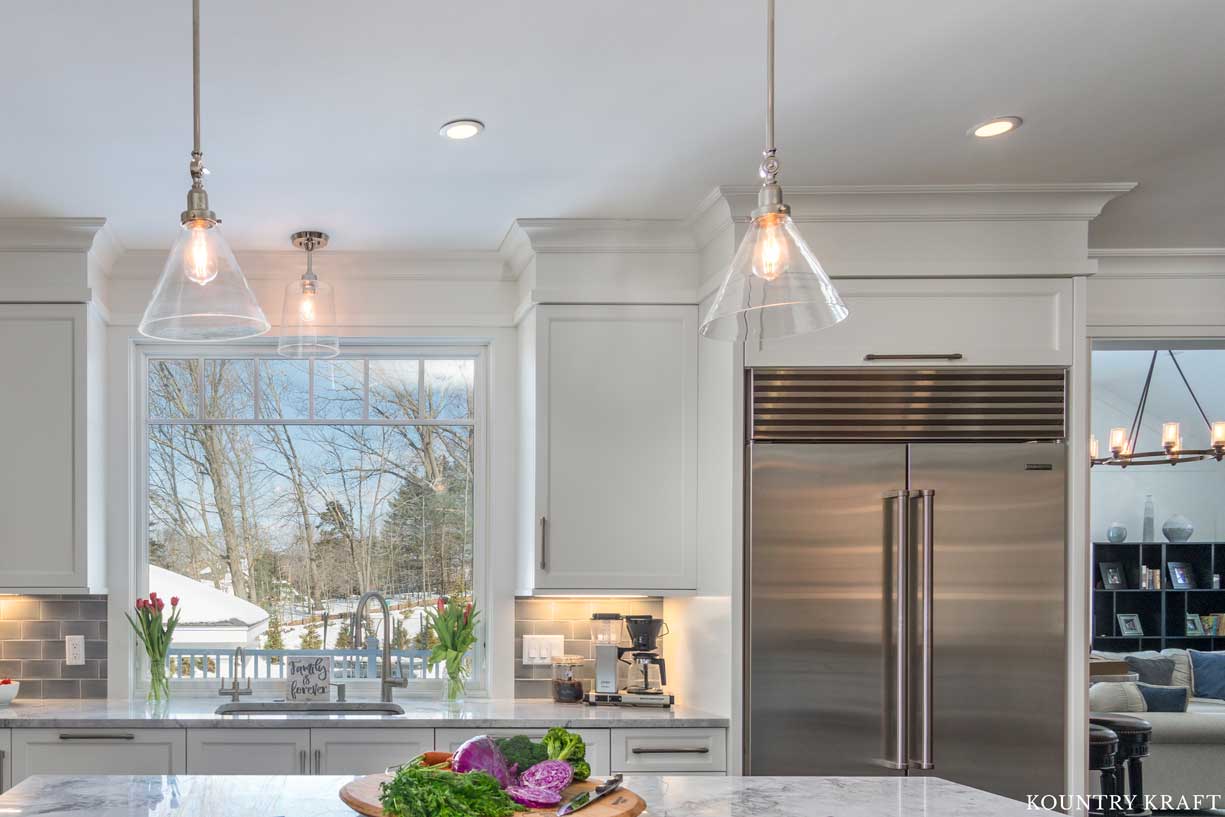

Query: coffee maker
[[585, 613, 674, 708]]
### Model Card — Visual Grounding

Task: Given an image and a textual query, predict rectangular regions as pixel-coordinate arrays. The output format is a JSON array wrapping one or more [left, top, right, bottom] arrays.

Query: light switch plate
[[65, 635, 85, 666], [522, 634, 564, 666]]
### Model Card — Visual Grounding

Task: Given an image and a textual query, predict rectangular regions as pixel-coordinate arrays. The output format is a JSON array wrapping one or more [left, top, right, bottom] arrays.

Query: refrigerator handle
[[882, 490, 909, 771], [911, 489, 936, 770]]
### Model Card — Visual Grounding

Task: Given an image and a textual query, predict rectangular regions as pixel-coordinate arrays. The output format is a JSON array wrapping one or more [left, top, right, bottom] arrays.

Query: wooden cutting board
[[339, 774, 646, 817]]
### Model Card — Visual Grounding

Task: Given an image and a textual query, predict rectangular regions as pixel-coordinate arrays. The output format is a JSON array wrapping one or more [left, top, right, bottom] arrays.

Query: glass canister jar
[[550, 655, 586, 703]]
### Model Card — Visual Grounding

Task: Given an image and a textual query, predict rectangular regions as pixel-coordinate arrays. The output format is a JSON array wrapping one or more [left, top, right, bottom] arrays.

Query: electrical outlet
[[522, 634, 564, 666], [65, 635, 85, 666]]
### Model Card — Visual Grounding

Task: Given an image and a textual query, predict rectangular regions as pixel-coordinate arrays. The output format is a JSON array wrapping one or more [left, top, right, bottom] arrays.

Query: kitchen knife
[[557, 774, 624, 815]]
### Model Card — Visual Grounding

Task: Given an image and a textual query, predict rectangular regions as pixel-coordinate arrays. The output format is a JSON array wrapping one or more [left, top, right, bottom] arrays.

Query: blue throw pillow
[[1137, 683, 1189, 712], [1189, 650, 1225, 700]]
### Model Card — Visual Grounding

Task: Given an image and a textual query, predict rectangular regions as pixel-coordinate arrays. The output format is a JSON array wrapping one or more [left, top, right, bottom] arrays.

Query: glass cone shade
[[139, 222, 270, 341], [278, 277, 339, 358], [700, 212, 848, 341]]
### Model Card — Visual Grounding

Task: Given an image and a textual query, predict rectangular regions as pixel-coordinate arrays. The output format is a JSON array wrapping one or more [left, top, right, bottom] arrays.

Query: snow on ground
[[277, 605, 427, 650]]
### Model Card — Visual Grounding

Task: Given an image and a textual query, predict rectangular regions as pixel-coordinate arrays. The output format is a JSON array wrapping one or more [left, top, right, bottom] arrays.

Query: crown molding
[[0, 217, 111, 253], [1088, 248, 1225, 279], [1089, 247, 1225, 257], [688, 183, 1138, 250], [109, 248, 506, 282]]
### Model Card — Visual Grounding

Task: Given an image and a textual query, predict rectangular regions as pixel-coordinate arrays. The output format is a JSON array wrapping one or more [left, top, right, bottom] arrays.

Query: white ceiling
[[5, 1, 1225, 252]]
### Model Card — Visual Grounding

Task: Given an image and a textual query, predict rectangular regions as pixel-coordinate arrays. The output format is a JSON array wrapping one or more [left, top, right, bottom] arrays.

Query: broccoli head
[[542, 727, 585, 762]]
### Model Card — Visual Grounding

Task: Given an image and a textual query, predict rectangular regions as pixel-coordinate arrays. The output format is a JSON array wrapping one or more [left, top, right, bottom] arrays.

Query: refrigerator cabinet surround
[[746, 441, 1066, 802]]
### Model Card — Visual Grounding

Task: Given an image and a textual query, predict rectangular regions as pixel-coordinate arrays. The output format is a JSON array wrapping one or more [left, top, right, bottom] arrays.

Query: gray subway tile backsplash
[[512, 597, 664, 699], [0, 594, 108, 698]]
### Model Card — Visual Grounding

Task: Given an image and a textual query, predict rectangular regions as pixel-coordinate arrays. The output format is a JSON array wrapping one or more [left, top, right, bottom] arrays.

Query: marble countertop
[[0, 698, 727, 729], [0, 774, 1041, 816]]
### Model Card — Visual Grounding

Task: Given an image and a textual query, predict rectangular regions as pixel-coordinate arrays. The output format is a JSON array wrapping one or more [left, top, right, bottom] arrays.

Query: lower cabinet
[[186, 728, 310, 775], [0, 728, 10, 793], [610, 728, 727, 774], [10, 729, 186, 786], [435, 728, 612, 778], [312, 728, 433, 775]]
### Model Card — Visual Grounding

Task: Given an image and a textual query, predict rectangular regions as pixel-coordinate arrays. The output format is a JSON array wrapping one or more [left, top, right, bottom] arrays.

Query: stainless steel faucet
[[219, 645, 252, 703], [353, 591, 407, 703]]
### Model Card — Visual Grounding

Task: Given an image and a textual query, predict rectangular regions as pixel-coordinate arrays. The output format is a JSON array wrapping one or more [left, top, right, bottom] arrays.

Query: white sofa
[[1091, 649, 1225, 801]]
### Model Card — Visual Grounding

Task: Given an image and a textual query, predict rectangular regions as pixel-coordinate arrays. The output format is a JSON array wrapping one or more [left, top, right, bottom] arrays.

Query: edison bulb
[[751, 213, 791, 282], [184, 224, 218, 285], [298, 288, 316, 323]]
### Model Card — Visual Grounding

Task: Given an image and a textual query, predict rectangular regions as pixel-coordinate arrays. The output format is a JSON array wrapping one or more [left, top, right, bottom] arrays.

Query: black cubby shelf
[[1092, 539, 1225, 649]]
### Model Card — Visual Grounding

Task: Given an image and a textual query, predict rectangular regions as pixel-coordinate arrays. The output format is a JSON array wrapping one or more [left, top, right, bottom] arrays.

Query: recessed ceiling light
[[970, 116, 1023, 138], [440, 119, 484, 140]]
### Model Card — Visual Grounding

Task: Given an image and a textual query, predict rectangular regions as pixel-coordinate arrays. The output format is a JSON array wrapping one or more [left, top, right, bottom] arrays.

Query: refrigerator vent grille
[[751, 368, 1066, 441]]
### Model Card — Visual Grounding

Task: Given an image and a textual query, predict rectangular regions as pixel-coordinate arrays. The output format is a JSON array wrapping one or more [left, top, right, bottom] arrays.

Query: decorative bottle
[[1142, 494, 1155, 542]]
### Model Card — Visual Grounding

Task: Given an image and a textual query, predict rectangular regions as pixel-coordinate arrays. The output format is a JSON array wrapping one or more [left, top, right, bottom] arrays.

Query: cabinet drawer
[[434, 728, 610, 777], [610, 728, 726, 773], [0, 728, 10, 793], [10, 728, 186, 786]]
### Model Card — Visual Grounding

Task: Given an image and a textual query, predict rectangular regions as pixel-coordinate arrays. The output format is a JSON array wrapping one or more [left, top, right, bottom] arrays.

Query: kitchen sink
[[215, 701, 405, 715]]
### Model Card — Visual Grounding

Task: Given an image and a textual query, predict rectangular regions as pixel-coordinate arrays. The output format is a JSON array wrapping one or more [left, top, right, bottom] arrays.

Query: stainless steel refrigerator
[[745, 368, 1067, 802]]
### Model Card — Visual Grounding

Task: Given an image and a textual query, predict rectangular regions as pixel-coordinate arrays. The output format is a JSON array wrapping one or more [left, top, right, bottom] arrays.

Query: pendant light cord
[[760, 0, 780, 185]]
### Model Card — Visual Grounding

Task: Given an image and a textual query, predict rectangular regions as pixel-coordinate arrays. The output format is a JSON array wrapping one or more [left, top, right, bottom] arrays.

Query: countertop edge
[[0, 716, 730, 728]]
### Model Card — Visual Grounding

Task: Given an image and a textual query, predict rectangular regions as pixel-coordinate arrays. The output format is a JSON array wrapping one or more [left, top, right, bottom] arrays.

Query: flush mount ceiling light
[[139, 0, 268, 342], [970, 116, 1023, 138], [278, 231, 339, 359], [440, 119, 484, 140], [1090, 350, 1225, 468], [700, 0, 849, 343]]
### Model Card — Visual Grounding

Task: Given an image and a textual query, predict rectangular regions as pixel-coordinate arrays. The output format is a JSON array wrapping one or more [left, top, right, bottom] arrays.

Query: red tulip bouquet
[[125, 592, 181, 704], [424, 597, 478, 702]]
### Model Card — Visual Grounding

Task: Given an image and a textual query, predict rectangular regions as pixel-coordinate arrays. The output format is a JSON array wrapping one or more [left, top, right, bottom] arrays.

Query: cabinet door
[[0, 728, 10, 793], [533, 305, 697, 591], [186, 728, 310, 775], [311, 728, 433, 775], [435, 728, 611, 777], [10, 728, 186, 786], [743, 277, 1075, 368], [0, 305, 87, 589]]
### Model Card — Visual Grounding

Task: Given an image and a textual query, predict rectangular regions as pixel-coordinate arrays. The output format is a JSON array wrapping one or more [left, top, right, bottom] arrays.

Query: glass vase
[[147, 655, 171, 707], [445, 655, 469, 704]]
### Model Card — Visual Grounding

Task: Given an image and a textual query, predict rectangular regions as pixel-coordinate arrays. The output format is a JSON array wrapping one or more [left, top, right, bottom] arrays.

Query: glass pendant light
[[278, 231, 339, 359], [139, 0, 268, 342], [700, 0, 849, 342]]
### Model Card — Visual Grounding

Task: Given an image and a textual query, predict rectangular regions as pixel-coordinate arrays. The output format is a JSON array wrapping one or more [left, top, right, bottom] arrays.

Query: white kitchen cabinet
[[519, 305, 698, 593], [743, 277, 1075, 369], [186, 728, 310, 775], [310, 728, 432, 774], [0, 304, 105, 592], [610, 728, 726, 774], [0, 728, 10, 793], [434, 728, 611, 778], [10, 728, 186, 786]]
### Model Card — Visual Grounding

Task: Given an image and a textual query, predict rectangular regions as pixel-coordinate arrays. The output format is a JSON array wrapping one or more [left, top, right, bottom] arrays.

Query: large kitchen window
[[142, 350, 483, 685]]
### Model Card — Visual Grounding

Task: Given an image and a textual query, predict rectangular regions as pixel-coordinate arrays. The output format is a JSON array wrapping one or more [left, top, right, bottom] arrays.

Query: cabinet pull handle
[[864, 353, 963, 361], [631, 747, 709, 754], [314, 748, 322, 774], [299, 749, 307, 774], [58, 733, 136, 741], [540, 516, 549, 571]]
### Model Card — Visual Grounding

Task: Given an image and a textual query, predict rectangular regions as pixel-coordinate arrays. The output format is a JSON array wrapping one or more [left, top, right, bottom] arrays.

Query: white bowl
[[0, 682, 18, 706]]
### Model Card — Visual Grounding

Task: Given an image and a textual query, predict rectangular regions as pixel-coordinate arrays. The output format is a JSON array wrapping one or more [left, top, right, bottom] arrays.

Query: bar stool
[[1089, 724, 1123, 817], [1091, 714, 1152, 816]]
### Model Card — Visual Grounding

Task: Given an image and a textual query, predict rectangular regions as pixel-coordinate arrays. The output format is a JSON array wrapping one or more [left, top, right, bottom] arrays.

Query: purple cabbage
[[507, 785, 562, 808], [519, 759, 573, 793], [451, 735, 513, 788]]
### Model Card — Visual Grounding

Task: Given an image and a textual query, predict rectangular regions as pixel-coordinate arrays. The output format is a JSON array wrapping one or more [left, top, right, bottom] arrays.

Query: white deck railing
[[167, 638, 444, 681]]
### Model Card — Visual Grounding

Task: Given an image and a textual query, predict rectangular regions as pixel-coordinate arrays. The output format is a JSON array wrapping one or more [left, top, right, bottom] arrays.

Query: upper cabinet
[[744, 277, 1076, 369], [519, 305, 698, 593], [0, 304, 105, 592]]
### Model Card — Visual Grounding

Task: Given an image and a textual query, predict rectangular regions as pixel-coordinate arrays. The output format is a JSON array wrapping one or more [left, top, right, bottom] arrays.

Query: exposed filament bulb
[[752, 213, 790, 282], [185, 223, 218, 285]]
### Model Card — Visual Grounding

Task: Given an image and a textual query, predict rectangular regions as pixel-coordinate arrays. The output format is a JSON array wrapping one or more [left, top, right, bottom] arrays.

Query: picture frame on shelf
[[1098, 561, 1128, 591], [1168, 562, 1197, 590], [1186, 614, 1207, 637], [1117, 613, 1144, 637]]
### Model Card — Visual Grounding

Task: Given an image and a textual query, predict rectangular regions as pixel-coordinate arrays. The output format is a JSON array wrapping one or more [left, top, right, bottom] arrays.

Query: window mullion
[[309, 359, 316, 420], [364, 358, 370, 420]]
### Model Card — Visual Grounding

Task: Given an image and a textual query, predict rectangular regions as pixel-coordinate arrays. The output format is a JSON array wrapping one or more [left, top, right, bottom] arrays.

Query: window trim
[[132, 342, 491, 698]]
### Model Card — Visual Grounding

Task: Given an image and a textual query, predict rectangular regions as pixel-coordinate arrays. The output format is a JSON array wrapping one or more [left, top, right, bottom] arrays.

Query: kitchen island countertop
[[0, 698, 727, 729], [0, 773, 1041, 816]]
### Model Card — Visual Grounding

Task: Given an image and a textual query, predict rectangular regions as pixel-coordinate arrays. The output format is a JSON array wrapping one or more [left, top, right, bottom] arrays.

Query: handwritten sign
[[286, 656, 332, 701]]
